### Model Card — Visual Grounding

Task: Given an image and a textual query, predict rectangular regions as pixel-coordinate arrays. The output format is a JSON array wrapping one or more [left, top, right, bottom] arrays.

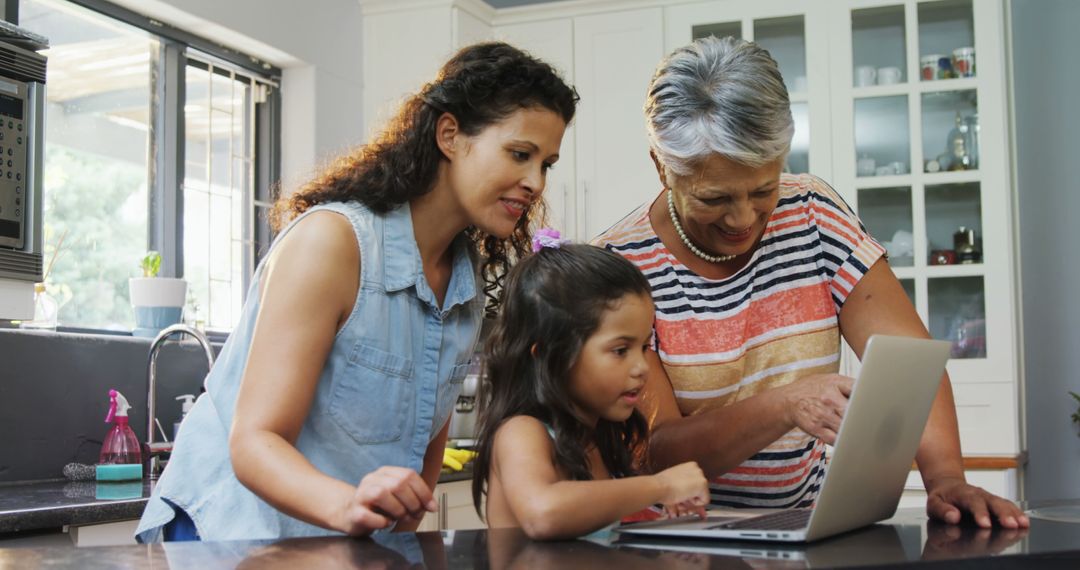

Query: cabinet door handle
[[440, 492, 448, 531], [579, 180, 588, 240], [562, 184, 569, 239]]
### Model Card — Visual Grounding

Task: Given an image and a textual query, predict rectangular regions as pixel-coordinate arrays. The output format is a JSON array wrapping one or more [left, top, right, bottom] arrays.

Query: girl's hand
[[336, 466, 439, 535], [655, 461, 709, 517], [662, 499, 707, 520]]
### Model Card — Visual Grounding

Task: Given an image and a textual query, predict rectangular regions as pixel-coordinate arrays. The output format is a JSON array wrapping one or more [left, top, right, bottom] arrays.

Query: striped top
[[594, 173, 885, 509]]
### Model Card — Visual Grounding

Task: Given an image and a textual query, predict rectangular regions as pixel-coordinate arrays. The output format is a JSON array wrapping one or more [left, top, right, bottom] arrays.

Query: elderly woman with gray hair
[[594, 36, 1026, 528]]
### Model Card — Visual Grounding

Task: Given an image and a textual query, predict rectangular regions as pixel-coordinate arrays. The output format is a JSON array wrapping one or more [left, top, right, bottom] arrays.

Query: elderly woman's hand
[[781, 374, 854, 445], [925, 476, 1030, 529]]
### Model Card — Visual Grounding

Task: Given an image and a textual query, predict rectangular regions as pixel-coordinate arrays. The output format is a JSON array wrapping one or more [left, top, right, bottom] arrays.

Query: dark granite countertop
[[1, 504, 1080, 568], [0, 468, 475, 534], [0, 478, 151, 533]]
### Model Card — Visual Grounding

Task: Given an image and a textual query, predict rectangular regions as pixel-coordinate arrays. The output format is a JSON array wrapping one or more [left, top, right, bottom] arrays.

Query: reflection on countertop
[[1, 503, 1080, 569], [0, 467, 476, 535]]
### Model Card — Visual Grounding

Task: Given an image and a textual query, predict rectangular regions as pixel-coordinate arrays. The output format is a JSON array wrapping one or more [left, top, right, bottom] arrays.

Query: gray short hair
[[645, 36, 794, 175]]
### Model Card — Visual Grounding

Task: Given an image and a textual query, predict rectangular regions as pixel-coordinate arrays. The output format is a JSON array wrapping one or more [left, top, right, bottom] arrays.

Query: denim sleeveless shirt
[[135, 201, 483, 542]]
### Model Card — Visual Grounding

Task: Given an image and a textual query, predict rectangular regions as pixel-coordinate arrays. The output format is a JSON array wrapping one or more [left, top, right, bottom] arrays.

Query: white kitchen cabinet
[[0, 520, 139, 548], [494, 18, 577, 238], [416, 478, 485, 532], [498, 8, 664, 242], [572, 8, 665, 240], [664, 0, 834, 180], [68, 520, 139, 547], [829, 0, 1021, 497], [828, 0, 1020, 459], [360, 0, 494, 138], [498, 7, 660, 242]]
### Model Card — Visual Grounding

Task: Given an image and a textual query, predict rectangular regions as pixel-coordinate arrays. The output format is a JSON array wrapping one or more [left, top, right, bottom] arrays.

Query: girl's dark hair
[[472, 244, 653, 517], [269, 42, 578, 314]]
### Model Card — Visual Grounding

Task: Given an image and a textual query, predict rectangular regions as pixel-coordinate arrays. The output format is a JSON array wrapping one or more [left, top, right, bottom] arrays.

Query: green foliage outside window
[[42, 146, 147, 330]]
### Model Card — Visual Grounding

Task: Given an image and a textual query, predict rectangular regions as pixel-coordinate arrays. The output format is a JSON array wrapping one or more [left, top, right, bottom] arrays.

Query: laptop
[[617, 335, 952, 543]]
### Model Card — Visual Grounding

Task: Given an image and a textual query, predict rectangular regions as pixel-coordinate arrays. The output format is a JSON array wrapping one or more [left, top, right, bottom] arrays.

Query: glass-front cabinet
[[830, 0, 1017, 456], [498, 0, 1019, 471], [665, 1, 1016, 404], [665, 0, 831, 179]]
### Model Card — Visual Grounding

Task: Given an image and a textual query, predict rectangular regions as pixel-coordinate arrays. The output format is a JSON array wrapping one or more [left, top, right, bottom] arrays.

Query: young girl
[[473, 235, 709, 540], [134, 42, 578, 542]]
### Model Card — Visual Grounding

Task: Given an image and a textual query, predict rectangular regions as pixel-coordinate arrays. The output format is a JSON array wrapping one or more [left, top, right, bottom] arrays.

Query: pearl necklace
[[666, 189, 736, 263]]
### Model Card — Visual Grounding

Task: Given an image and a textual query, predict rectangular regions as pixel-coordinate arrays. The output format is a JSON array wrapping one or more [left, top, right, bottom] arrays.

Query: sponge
[[63, 462, 96, 481], [95, 463, 143, 481]]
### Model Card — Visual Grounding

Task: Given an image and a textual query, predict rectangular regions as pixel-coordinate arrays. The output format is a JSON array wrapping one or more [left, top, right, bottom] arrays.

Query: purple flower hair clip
[[531, 228, 570, 252]]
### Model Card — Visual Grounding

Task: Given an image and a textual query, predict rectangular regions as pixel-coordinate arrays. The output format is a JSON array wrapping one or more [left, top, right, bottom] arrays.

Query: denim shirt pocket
[[330, 343, 414, 444], [434, 359, 471, 431]]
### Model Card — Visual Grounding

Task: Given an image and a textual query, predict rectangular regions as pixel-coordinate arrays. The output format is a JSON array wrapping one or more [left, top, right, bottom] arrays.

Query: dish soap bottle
[[100, 389, 142, 465], [173, 394, 196, 441]]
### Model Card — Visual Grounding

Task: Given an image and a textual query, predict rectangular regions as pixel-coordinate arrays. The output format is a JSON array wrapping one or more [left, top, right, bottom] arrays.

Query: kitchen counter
[[1, 502, 1079, 568], [0, 478, 151, 533], [0, 468, 475, 534]]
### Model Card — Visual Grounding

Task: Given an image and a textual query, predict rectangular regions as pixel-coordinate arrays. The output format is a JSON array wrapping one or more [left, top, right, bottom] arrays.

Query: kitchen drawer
[[952, 382, 1019, 455], [418, 479, 485, 531]]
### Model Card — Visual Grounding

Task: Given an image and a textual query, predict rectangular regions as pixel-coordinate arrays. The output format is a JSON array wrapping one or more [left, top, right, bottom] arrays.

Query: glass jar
[[20, 283, 59, 330]]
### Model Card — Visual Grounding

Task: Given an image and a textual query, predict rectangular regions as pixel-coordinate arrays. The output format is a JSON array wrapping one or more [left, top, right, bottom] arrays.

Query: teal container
[[96, 463, 142, 481], [133, 306, 183, 338]]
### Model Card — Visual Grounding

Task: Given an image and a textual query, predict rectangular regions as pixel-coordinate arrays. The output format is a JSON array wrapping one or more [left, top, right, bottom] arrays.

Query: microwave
[[0, 39, 44, 319]]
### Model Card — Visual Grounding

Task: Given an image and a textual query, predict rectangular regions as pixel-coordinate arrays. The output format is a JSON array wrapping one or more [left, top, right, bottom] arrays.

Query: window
[[19, 0, 280, 332], [21, 0, 155, 330], [183, 57, 272, 330]]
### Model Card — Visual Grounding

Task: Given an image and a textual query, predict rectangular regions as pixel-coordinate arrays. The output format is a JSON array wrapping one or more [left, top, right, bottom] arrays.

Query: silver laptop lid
[[804, 335, 951, 541]]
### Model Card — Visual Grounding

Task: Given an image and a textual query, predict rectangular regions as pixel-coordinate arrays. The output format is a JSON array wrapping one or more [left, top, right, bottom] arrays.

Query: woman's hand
[[655, 461, 709, 518], [335, 466, 439, 535], [781, 373, 854, 445], [925, 476, 1030, 529]]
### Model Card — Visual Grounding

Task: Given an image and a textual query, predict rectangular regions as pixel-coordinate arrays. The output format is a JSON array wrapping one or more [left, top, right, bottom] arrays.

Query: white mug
[[889, 161, 908, 175], [877, 66, 903, 85], [855, 65, 877, 87]]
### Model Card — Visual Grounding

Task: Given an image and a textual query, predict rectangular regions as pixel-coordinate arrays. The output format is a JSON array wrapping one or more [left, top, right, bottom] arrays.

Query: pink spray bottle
[[99, 389, 142, 465]]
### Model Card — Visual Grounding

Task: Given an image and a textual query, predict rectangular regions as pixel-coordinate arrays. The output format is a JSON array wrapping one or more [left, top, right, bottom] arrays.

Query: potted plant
[[128, 251, 187, 338]]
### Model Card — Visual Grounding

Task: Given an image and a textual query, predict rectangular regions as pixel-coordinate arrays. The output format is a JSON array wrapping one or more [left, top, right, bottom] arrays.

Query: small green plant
[[140, 251, 162, 278], [1071, 391, 1080, 434]]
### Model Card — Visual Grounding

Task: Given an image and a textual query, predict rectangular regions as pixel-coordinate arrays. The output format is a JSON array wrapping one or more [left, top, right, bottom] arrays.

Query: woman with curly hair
[[135, 41, 577, 542]]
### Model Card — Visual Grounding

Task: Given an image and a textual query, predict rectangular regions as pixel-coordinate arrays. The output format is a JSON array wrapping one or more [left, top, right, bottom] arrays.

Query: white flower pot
[[129, 278, 187, 337]]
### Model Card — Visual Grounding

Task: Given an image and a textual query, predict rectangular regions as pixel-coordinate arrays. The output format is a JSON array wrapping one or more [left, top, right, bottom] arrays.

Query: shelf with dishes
[[850, 77, 979, 99], [860, 192, 984, 269], [852, 91, 979, 181], [894, 264, 984, 280], [833, 0, 1015, 455], [854, 171, 980, 190]]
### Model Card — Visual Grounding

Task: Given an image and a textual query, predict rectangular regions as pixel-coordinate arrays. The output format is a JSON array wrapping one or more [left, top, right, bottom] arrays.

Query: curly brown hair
[[270, 42, 578, 315]]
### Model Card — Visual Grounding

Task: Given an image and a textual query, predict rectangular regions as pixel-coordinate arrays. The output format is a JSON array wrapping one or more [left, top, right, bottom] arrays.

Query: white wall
[[107, 0, 365, 193], [1011, 0, 1080, 502]]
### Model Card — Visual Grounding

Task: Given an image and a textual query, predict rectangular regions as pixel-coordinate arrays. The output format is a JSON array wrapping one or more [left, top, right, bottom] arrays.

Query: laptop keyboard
[[707, 509, 812, 531]]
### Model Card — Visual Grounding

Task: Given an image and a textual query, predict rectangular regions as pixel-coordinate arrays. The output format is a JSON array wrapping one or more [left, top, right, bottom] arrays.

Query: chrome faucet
[[146, 324, 215, 479]]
